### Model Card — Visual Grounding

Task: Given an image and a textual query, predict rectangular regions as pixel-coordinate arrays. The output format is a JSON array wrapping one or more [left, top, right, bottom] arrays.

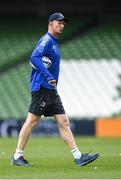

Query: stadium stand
[[0, 17, 84, 71], [58, 59, 121, 117], [0, 19, 47, 71], [0, 63, 30, 118], [59, 22, 121, 117], [0, 20, 121, 118], [61, 22, 121, 59]]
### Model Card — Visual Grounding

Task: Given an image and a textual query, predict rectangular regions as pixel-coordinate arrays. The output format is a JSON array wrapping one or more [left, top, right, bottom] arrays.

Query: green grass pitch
[[0, 137, 121, 179]]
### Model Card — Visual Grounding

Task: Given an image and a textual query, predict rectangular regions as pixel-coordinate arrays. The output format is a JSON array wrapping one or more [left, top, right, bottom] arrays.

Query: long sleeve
[[30, 55, 54, 81], [30, 37, 54, 81]]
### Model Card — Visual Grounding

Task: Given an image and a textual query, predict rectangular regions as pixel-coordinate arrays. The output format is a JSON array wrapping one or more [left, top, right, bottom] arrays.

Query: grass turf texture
[[0, 137, 121, 179]]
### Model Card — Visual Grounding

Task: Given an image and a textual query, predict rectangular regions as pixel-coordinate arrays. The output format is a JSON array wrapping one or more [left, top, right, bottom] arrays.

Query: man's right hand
[[48, 79, 56, 87]]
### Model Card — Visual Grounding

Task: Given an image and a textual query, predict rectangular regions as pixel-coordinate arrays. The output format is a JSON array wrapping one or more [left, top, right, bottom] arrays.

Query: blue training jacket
[[30, 32, 60, 92]]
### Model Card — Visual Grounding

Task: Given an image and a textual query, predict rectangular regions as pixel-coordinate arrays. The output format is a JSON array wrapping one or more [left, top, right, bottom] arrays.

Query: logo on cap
[[58, 13, 64, 18]]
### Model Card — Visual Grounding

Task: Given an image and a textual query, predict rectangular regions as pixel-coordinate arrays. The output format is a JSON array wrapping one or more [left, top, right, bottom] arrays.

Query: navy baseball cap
[[48, 13, 68, 22]]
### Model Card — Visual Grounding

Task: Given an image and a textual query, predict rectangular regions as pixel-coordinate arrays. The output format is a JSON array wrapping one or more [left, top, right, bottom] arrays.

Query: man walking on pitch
[[11, 13, 99, 166]]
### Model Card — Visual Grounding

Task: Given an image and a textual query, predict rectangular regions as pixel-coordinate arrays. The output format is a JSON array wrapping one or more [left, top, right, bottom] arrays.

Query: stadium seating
[[58, 59, 121, 117], [0, 18, 83, 70], [0, 20, 121, 118], [0, 63, 30, 118], [61, 22, 121, 59], [0, 19, 47, 70]]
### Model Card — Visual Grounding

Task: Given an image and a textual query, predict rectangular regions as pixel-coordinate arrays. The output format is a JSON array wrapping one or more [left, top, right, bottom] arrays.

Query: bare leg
[[17, 112, 40, 150], [54, 114, 77, 150]]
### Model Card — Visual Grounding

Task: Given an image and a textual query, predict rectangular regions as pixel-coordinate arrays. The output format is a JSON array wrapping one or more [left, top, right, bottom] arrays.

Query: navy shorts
[[29, 87, 65, 117]]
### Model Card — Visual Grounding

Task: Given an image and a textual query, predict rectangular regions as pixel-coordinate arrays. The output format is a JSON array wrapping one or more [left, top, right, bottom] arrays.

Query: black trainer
[[10, 156, 33, 166], [75, 153, 99, 166]]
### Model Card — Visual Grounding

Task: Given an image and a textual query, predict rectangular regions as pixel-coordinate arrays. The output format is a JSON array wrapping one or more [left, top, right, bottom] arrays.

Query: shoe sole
[[10, 161, 34, 167], [77, 154, 99, 166]]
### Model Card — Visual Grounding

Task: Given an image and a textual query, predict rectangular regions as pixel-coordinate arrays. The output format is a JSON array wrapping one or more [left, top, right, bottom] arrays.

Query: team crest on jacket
[[53, 45, 56, 52]]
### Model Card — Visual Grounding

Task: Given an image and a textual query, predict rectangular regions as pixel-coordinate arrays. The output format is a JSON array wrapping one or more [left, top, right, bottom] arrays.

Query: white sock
[[14, 149, 24, 160], [71, 147, 82, 159]]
